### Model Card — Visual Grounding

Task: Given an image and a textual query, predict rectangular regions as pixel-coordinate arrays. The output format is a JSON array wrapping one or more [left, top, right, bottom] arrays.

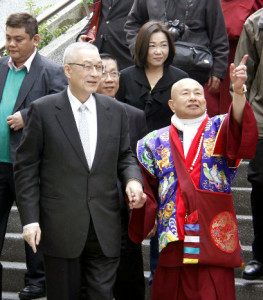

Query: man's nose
[[7, 39, 16, 47], [90, 66, 100, 76], [105, 73, 114, 81]]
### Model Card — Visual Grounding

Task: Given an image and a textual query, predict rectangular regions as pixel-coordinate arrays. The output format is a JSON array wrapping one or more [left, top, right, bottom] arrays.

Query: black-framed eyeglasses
[[68, 63, 104, 73], [101, 70, 120, 79]]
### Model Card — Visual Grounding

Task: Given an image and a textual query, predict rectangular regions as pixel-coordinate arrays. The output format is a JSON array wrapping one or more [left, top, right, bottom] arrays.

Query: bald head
[[168, 78, 206, 119], [171, 78, 203, 100]]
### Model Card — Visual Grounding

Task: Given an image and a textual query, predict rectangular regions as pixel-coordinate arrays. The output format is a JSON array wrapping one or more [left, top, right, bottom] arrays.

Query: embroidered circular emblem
[[210, 211, 238, 253]]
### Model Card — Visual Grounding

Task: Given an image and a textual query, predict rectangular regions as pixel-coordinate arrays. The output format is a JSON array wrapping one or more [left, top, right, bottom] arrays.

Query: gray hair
[[63, 42, 99, 65]]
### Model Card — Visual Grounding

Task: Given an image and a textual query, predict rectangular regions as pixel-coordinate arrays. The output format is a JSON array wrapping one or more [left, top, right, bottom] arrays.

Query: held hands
[[7, 111, 24, 131], [230, 54, 248, 91], [22, 226, 41, 253], [126, 180, 147, 209]]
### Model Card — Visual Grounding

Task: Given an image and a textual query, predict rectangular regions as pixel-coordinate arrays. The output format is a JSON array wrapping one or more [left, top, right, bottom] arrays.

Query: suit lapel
[[13, 52, 42, 112], [0, 57, 10, 101], [55, 90, 89, 172], [90, 94, 112, 172]]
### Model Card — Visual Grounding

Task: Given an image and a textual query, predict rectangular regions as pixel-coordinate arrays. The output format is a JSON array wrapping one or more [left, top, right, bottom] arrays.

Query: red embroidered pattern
[[210, 211, 238, 253]]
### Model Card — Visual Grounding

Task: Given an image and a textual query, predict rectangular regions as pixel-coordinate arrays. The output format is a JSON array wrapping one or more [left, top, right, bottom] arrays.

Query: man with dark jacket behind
[[77, 0, 134, 70], [125, 0, 229, 89]]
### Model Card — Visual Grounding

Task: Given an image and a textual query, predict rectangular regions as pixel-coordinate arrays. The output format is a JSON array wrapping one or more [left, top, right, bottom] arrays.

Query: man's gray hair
[[63, 42, 99, 65]]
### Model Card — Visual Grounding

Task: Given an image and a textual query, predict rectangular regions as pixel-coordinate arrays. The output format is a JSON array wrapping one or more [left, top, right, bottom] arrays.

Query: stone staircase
[[1, 161, 263, 299]]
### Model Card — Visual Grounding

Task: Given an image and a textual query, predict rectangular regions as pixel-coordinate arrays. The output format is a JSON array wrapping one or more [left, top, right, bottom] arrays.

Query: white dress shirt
[[67, 87, 97, 166]]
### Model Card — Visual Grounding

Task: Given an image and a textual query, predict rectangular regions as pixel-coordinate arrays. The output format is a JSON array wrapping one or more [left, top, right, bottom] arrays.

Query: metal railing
[[0, 0, 76, 53]]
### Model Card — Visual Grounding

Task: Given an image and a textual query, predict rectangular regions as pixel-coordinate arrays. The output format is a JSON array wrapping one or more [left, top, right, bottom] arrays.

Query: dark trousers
[[148, 233, 159, 288], [248, 139, 263, 263], [0, 162, 45, 288], [113, 235, 145, 300], [44, 220, 119, 300]]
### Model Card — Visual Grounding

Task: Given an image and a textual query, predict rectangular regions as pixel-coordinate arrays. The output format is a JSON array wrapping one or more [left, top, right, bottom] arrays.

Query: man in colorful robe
[[129, 56, 258, 300]]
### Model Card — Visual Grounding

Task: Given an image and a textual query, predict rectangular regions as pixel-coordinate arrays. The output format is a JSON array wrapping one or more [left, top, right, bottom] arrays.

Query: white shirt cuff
[[23, 223, 40, 230]]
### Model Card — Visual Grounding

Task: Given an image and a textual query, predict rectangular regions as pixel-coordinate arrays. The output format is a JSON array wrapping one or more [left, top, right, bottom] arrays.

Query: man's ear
[[168, 99, 175, 113], [64, 64, 71, 79], [33, 34, 40, 47]]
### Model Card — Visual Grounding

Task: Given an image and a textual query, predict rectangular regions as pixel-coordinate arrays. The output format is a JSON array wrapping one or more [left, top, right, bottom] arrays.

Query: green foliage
[[25, 0, 52, 17], [24, 0, 76, 50], [2, 49, 9, 56], [79, 0, 94, 7]]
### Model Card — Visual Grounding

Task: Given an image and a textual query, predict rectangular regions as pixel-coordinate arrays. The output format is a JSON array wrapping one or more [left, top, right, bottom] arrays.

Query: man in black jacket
[[96, 53, 146, 300], [77, 0, 134, 70]]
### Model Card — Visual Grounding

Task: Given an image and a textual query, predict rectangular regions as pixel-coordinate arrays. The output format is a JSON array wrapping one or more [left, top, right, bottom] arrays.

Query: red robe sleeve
[[128, 166, 158, 243], [213, 101, 258, 161]]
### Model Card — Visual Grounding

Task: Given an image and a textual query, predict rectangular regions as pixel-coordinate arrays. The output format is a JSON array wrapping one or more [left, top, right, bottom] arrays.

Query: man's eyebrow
[[82, 60, 102, 64], [6, 34, 24, 38]]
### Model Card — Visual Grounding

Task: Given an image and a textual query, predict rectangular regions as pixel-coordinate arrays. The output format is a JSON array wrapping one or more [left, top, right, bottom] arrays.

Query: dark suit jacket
[[77, 0, 134, 70], [14, 89, 142, 259], [117, 102, 147, 234], [0, 52, 67, 161], [116, 65, 188, 132], [121, 102, 147, 154]]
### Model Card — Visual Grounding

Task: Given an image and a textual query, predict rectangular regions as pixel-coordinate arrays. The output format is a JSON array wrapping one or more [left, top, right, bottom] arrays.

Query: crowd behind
[[0, 0, 263, 299]]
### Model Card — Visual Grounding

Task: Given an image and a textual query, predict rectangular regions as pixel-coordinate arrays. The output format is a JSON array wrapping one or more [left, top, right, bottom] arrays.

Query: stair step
[[232, 187, 251, 216], [232, 161, 251, 187], [232, 161, 250, 188], [6, 207, 22, 234], [2, 292, 46, 300], [1, 234, 25, 262], [237, 215, 253, 246], [2, 292, 19, 300], [2, 262, 25, 293], [235, 278, 263, 300]]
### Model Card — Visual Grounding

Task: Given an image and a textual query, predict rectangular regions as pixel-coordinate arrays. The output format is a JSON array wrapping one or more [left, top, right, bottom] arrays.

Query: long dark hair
[[134, 21, 175, 68]]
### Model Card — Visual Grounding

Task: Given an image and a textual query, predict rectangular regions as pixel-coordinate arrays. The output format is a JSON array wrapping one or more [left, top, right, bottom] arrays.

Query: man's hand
[[126, 180, 146, 209], [229, 54, 248, 127], [207, 76, 221, 92], [77, 35, 95, 43], [146, 218, 157, 239], [230, 54, 248, 89], [22, 226, 41, 253], [7, 111, 24, 131]]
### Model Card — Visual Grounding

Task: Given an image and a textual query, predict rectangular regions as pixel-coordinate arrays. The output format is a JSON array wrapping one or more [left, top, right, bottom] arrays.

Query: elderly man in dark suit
[[77, 0, 134, 70], [0, 13, 67, 299], [96, 53, 147, 300], [14, 42, 145, 300]]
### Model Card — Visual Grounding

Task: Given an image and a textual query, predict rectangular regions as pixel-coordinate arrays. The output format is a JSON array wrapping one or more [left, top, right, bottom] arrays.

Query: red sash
[[169, 128, 244, 268]]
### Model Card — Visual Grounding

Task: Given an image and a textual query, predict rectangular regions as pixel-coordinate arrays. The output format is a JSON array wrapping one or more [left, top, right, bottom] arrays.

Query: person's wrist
[[232, 84, 247, 95]]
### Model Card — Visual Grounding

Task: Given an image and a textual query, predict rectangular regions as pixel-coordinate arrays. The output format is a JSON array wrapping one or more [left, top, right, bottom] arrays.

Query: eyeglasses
[[101, 71, 120, 79], [68, 63, 104, 73]]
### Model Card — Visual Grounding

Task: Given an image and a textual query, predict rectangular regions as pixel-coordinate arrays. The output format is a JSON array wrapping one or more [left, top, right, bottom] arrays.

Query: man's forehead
[[81, 58, 102, 64], [6, 26, 27, 36], [77, 49, 101, 61], [102, 59, 118, 70], [178, 80, 201, 89]]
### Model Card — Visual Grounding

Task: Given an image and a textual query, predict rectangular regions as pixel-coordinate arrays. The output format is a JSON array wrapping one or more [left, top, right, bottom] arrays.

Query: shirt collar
[[171, 112, 207, 132], [8, 48, 37, 72], [67, 86, 96, 114]]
